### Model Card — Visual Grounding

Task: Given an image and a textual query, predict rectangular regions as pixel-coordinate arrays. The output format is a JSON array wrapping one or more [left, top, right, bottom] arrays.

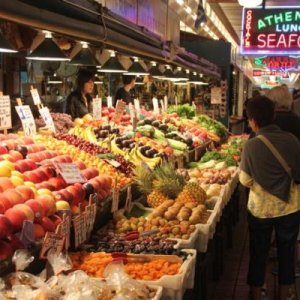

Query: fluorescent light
[[0, 32, 17, 53], [185, 6, 192, 14], [126, 57, 149, 76], [176, 0, 184, 5], [98, 50, 127, 73], [238, 0, 262, 7]]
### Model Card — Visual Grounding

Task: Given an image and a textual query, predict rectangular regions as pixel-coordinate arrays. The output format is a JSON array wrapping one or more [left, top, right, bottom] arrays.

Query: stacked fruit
[[34, 134, 131, 188]]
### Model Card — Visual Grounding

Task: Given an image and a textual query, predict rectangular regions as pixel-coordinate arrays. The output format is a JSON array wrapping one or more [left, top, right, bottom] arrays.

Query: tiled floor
[[210, 189, 300, 300]]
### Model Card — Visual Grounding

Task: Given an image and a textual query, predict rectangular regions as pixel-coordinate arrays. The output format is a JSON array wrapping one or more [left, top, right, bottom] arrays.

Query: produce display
[[35, 113, 74, 133]]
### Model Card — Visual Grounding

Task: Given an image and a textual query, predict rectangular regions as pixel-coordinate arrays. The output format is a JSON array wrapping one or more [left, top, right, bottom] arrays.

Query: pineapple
[[147, 191, 171, 208], [177, 182, 207, 204]]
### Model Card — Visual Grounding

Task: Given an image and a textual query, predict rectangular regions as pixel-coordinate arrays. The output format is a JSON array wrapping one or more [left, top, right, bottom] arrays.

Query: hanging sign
[[15, 105, 37, 137], [211, 87, 222, 104], [55, 163, 87, 184], [254, 56, 300, 70], [252, 69, 289, 77], [92, 97, 102, 120], [39, 107, 56, 133], [241, 7, 300, 55], [40, 232, 65, 259], [0, 95, 12, 130]]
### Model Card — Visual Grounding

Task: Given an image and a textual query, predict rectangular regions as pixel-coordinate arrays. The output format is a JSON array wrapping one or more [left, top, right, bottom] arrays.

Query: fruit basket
[[137, 249, 196, 300], [195, 211, 218, 253]]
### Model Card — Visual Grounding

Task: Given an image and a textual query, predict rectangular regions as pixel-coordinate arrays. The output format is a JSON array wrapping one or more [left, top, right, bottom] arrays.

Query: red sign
[[255, 56, 300, 70], [241, 7, 300, 55], [252, 69, 289, 78]]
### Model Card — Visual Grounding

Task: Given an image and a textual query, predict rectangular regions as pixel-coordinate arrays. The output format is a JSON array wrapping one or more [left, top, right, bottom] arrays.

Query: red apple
[[48, 177, 67, 190], [33, 223, 45, 239], [9, 150, 23, 162], [36, 195, 56, 216], [48, 214, 62, 228], [74, 161, 86, 170], [15, 186, 35, 201], [0, 145, 8, 155], [5, 208, 27, 232], [0, 214, 13, 238], [3, 189, 25, 205], [25, 199, 45, 220], [13, 204, 34, 222], [38, 216, 55, 232], [0, 240, 13, 261]]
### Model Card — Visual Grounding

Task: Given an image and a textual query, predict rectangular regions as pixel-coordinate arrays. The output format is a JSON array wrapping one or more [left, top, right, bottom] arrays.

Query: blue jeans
[[247, 211, 300, 286]]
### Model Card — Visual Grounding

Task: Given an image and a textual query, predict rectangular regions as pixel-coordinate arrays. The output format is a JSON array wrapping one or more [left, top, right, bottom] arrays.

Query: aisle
[[211, 188, 300, 300]]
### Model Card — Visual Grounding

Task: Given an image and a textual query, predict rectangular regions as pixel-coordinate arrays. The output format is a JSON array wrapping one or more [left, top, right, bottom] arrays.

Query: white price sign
[[30, 88, 41, 105], [211, 87, 222, 104], [160, 99, 165, 112], [0, 95, 12, 129], [134, 98, 141, 118], [56, 163, 87, 184], [92, 97, 102, 120], [164, 96, 168, 111], [112, 100, 126, 123], [152, 97, 159, 114], [15, 105, 37, 137], [107, 96, 113, 108], [39, 107, 56, 133]]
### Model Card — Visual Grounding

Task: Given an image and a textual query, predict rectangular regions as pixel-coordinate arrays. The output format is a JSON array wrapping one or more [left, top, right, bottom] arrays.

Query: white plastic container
[[172, 226, 199, 250]]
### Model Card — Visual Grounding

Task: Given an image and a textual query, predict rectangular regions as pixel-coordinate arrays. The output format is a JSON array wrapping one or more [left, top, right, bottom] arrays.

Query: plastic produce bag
[[12, 249, 34, 271], [47, 251, 72, 276]]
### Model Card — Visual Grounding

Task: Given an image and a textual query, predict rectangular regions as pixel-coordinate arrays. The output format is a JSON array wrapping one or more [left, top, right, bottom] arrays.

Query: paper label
[[211, 87, 222, 104], [125, 185, 132, 212], [92, 97, 102, 120], [112, 100, 126, 123], [107, 96, 113, 108], [56, 163, 87, 184], [39, 107, 56, 133], [0, 95, 12, 129], [85, 202, 97, 234], [30, 88, 41, 105], [164, 96, 168, 111], [134, 99, 140, 119], [56, 212, 71, 250], [160, 99, 165, 112], [15, 105, 37, 137], [73, 213, 87, 248], [111, 188, 120, 213], [40, 232, 65, 259], [175, 96, 178, 106], [152, 98, 159, 114], [105, 159, 121, 168]]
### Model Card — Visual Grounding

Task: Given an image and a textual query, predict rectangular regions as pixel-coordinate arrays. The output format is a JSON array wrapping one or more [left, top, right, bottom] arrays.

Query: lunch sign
[[241, 7, 300, 55]]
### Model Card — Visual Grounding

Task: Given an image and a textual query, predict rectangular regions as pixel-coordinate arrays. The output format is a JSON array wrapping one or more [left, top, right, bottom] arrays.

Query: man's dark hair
[[246, 96, 275, 128], [122, 75, 136, 85], [76, 69, 95, 92]]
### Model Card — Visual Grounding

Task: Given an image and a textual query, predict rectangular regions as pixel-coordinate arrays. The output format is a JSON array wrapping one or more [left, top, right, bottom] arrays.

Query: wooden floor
[[210, 189, 300, 300]]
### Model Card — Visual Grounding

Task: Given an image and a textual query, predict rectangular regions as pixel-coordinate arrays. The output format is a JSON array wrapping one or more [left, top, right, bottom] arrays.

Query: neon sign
[[241, 7, 300, 55], [252, 69, 289, 78], [254, 56, 300, 70]]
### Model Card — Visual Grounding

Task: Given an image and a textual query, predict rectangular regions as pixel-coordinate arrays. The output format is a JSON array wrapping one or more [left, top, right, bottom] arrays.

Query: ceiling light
[[161, 65, 180, 82], [94, 76, 103, 84], [69, 42, 100, 66], [26, 31, 69, 61], [189, 72, 208, 84], [176, 0, 184, 5], [48, 74, 63, 84], [238, 0, 262, 7], [98, 50, 127, 73], [135, 76, 145, 85], [126, 57, 149, 76], [175, 67, 189, 81], [149, 61, 163, 79], [0, 31, 17, 53], [174, 81, 188, 86]]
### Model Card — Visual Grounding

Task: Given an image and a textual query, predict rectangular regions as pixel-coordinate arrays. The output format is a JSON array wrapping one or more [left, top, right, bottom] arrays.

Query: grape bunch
[[114, 155, 134, 176]]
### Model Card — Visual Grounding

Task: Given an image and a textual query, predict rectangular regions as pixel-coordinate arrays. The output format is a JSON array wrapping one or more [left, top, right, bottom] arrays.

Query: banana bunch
[[128, 146, 161, 169], [69, 126, 97, 143], [111, 138, 127, 156]]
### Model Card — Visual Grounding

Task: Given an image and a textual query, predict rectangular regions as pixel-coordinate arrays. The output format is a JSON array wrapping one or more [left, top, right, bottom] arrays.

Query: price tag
[[15, 105, 37, 137], [175, 96, 178, 106], [125, 185, 132, 212], [39, 107, 56, 133], [134, 99, 140, 119], [111, 188, 120, 213], [152, 97, 159, 114], [105, 159, 121, 168], [56, 163, 87, 184], [0, 95, 12, 130], [92, 97, 102, 120], [107, 96, 113, 108], [40, 232, 65, 259], [73, 212, 87, 248], [85, 202, 97, 235], [164, 96, 168, 111], [112, 100, 126, 123], [192, 101, 197, 110], [30, 88, 42, 105]]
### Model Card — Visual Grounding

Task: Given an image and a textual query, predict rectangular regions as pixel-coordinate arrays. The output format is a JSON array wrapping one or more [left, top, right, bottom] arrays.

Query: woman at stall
[[239, 96, 300, 300], [66, 69, 95, 119]]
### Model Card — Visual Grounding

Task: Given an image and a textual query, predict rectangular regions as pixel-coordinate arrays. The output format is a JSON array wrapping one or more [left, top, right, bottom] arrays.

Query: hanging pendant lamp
[[0, 31, 17, 53], [98, 50, 127, 73]]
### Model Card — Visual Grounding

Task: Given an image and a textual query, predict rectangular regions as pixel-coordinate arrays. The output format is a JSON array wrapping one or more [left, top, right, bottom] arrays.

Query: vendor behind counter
[[114, 75, 136, 106]]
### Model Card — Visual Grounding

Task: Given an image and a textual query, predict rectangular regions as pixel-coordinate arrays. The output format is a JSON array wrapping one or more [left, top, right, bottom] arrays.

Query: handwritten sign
[[15, 105, 37, 137], [39, 107, 56, 133], [112, 100, 126, 123], [40, 232, 65, 259], [92, 97, 102, 120], [211, 87, 222, 104], [0, 95, 12, 129], [73, 213, 87, 248], [56, 213, 71, 250], [56, 163, 87, 184], [152, 97, 159, 114], [107, 96, 113, 108], [30, 88, 41, 105], [111, 188, 120, 213], [85, 202, 97, 235]]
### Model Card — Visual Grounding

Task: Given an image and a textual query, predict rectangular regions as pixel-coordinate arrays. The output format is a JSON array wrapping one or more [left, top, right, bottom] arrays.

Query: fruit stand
[[0, 98, 247, 300]]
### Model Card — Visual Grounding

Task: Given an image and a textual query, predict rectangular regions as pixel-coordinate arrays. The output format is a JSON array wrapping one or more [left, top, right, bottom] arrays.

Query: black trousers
[[247, 211, 300, 286]]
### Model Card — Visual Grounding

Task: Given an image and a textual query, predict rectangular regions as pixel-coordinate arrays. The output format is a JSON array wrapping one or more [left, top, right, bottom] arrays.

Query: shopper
[[114, 75, 136, 105], [265, 86, 300, 140], [239, 96, 300, 300], [65, 69, 95, 119]]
